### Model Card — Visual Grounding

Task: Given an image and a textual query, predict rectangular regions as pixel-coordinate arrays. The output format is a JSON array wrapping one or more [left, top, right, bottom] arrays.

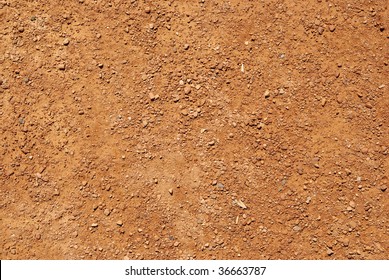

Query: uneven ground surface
[[1, 0, 388, 260]]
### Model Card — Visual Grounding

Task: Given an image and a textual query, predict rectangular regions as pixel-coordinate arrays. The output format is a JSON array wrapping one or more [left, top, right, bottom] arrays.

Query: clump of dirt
[[1, 0, 388, 260]]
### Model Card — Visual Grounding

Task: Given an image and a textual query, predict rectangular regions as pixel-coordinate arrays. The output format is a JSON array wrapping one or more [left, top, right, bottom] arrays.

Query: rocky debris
[[348, 221, 357, 230], [293, 226, 301, 232], [1, 0, 386, 261], [234, 199, 247, 209], [184, 85, 191, 94], [180, 109, 188, 116], [142, 120, 149, 127], [148, 92, 159, 101], [208, 140, 215, 146], [172, 94, 180, 102]]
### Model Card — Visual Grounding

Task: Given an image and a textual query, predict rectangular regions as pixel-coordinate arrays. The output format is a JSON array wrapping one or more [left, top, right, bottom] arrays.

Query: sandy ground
[[1, 0, 388, 259]]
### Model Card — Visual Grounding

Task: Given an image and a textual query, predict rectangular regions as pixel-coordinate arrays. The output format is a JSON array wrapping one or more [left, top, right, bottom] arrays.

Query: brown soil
[[1, 0, 388, 260]]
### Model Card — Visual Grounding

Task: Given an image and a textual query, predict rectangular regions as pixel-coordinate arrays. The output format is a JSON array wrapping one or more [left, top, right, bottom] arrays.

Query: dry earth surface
[[1, 0, 388, 260]]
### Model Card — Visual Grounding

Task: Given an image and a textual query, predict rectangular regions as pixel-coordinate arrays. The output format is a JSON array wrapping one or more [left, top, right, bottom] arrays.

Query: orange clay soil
[[1, 0, 388, 259]]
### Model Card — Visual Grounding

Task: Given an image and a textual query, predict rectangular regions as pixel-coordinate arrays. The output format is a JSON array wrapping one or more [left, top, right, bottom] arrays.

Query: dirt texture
[[1, 0, 388, 260]]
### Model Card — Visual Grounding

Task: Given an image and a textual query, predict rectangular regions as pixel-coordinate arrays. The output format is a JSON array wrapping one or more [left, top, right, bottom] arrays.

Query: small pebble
[[148, 92, 159, 101], [91, 223, 98, 228], [172, 94, 180, 102], [208, 140, 215, 146], [293, 226, 301, 232], [63, 38, 70, 45], [117, 220, 123, 226], [349, 221, 357, 229], [104, 209, 110, 216], [168, 188, 173, 195], [58, 63, 65, 70], [184, 85, 191, 94]]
